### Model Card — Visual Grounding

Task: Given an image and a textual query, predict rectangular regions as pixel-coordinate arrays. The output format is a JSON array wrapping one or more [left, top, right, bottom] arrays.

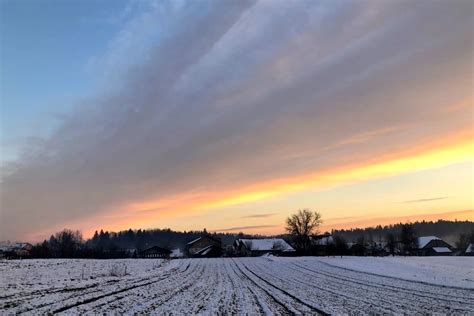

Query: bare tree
[[286, 209, 322, 253]]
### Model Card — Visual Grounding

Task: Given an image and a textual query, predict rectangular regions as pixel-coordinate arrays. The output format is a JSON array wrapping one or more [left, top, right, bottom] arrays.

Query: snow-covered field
[[1, 257, 473, 314]]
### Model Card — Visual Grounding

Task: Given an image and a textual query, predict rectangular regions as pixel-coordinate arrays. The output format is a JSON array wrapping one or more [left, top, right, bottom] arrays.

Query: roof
[[187, 237, 202, 245], [0, 242, 32, 252], [238, 238, 295, 252], [200, 246, 213, 256], [432, 247, 452, 253], [465, 244, 473, 253], [418, 236, 440, 248], [186, 235, 221, 246], [194, 244, 219, 256]]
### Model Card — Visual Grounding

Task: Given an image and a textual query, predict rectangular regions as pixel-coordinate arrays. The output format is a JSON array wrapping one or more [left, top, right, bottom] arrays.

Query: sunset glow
[[1, 0, 473, 241], [71, 131, 473, 239]]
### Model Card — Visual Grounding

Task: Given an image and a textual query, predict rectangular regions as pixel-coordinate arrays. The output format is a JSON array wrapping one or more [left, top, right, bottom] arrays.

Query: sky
[[0, 0, 473, 242]]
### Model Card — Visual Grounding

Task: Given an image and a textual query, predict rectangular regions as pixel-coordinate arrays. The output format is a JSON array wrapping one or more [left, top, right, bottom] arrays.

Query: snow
[[170, 248, 183, 258], [418, 236, 440, 248], [197, 245, 213, 255], [433, 247, 451, 253], [313, 256, 474, 289], [466, 244, 473, 253], [238, 238, 295, 252], [0, 257, 473, 314], [186, 237, 202, 245], [0, 242, 31, 251]]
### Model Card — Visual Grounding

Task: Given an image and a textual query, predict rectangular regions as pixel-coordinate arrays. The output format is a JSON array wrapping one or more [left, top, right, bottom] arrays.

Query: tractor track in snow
[[231, 259, 299, 314], [49, 262, 188, 314], [1, 257, 473, 314], [280, 261, 471, 313], [292, 261, 474, 308]]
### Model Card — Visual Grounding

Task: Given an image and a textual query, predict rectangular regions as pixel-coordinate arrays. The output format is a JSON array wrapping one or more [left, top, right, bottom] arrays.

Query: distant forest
[[331, 220, 474, 245], [87, 228, 253, 251]]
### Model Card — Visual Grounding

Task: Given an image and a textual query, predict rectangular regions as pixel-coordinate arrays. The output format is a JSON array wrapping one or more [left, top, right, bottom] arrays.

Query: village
[[2, 231, 473, 260]]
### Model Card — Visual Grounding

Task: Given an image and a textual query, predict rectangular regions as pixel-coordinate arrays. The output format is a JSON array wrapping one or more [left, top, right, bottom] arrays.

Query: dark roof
[[186, 234, 221, 246], [418, 237, 453, 249]]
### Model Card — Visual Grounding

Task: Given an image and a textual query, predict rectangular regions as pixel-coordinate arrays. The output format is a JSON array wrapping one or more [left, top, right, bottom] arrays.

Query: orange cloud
[[85, 128, 473, 237]]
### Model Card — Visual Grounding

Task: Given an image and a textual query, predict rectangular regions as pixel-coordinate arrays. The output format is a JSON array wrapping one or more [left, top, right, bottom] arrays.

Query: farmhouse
[[234, 238, 295, 256], [417, 236, 453, 256], [139, 246, 172, 258], [186, 235, 222, 257], [0, 242, 33, 259]]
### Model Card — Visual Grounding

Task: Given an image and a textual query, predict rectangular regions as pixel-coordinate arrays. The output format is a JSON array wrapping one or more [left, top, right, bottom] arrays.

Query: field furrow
[[1, 257, 472, 314]]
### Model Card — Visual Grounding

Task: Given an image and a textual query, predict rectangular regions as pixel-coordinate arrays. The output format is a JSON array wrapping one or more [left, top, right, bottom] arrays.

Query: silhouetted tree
[[333, 236, 349, 257], [386, 233, 396, 256], [286, 209, 322, 253], [400, 224, 418, 255], [456, 230, 474, 249], [48, 229, 83, 258]]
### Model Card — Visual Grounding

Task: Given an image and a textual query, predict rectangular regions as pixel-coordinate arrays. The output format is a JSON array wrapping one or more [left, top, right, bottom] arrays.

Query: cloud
[[401, 197, 448, 204], [214, 225, 279, 232], [1, 0, 472, 241], [241, 213, 277, 219]]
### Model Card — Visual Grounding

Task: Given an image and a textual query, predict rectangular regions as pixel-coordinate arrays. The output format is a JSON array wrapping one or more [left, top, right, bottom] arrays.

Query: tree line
[[332, 219, 474, 248], [24, 210, 474, 258], [29, 228, 254, 258]]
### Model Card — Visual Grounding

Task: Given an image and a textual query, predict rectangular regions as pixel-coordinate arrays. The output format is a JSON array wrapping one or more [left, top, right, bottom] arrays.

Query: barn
[[186, 235, 222, 257], [417, 236, 453, 256], [0, 242, 33, 259]]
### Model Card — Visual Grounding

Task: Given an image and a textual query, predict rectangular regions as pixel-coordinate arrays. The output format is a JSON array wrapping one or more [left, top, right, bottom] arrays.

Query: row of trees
[[29, 228, 249, 258]]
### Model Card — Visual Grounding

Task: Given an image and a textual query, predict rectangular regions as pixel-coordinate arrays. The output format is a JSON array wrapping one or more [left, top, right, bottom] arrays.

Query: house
[[139, 246, 172, 258], [234, 238, 295, 256], [0, 242, 33, 259], [417, 236, 453, 256], [186, 235, 222, 257]]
